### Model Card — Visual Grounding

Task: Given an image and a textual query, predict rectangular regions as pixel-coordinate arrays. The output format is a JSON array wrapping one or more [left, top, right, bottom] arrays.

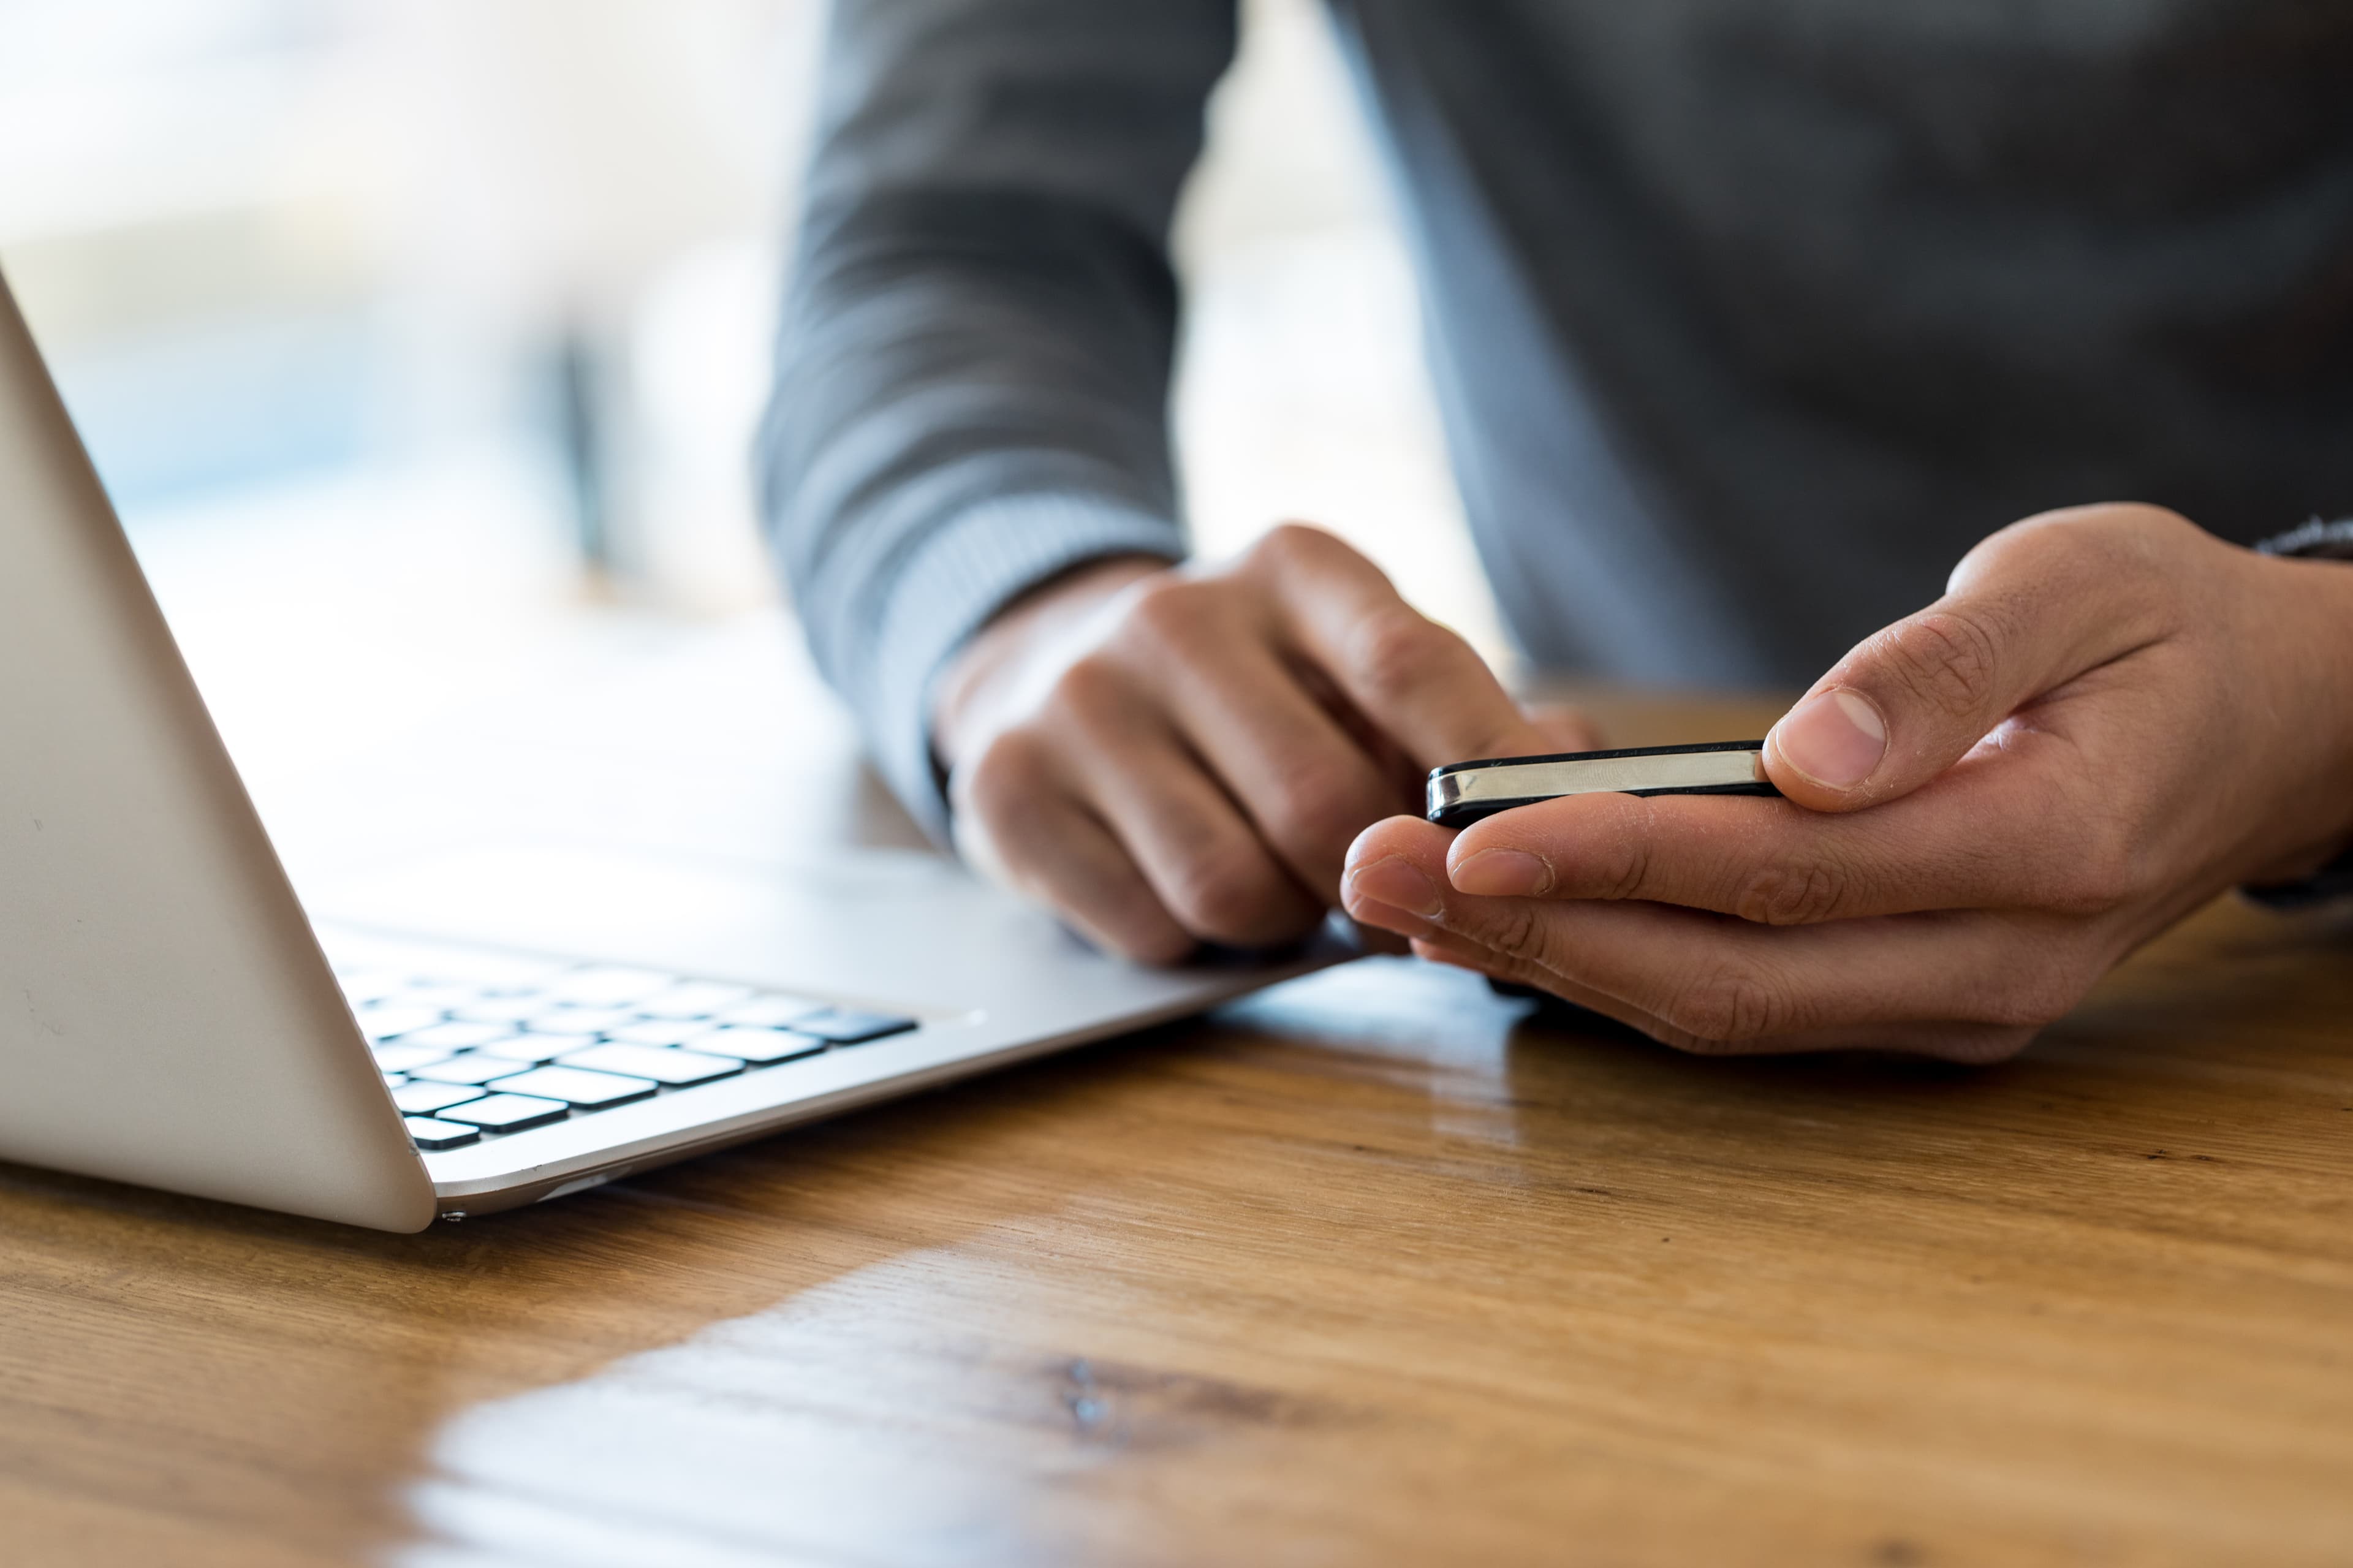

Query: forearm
[[2241, 540, 2353, 893], [758, 0, 1237, 833], [765, 203, 1192, 827]]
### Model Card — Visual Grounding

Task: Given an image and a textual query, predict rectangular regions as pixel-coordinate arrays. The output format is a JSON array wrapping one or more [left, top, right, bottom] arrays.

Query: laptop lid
[[0, 268, 436, 1231]]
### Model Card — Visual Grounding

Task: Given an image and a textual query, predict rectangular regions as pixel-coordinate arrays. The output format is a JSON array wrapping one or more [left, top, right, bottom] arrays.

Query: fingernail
[[1773, 687, 1887, 789], [1344, 857, 1444, 918], [1450, 849, 1552, 897]]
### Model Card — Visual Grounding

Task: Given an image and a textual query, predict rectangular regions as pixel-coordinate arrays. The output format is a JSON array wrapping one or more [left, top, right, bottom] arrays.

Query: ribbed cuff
[[2254, 516, 2353, 560], [858, 493, 1183, 844]]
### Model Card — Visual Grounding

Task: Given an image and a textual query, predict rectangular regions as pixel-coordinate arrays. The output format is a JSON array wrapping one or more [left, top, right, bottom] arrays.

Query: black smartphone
[[1426, 740, 1779, 828]]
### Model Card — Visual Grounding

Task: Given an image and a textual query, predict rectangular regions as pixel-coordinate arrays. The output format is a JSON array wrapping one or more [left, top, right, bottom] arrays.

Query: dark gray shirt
[[760, 0, 2353, 838]]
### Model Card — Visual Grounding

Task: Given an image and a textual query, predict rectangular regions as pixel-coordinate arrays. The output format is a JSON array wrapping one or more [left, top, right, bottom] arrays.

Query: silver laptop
[[0, 270, 1345, 1232]]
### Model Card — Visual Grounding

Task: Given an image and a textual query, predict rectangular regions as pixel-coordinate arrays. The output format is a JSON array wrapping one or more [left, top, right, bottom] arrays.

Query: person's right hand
[[932, 523, 1596, 963]]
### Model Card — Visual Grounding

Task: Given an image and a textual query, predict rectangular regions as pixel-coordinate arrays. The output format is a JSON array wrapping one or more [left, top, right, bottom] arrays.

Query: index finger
[[1256, 526, 1552, 768]]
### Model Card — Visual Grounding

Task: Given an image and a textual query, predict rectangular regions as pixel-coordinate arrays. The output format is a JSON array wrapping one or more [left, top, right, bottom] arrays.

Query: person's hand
[[1341, 504, 2353, 1061], [934, 524, 1596, 962]]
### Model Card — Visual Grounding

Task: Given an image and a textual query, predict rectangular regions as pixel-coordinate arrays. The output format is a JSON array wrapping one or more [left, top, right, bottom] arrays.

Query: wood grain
[[2, 687, 2349, 1567]]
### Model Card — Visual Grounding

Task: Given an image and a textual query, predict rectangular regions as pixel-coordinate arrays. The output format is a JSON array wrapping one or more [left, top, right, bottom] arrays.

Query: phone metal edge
[[1427, 743, 1776, 828]]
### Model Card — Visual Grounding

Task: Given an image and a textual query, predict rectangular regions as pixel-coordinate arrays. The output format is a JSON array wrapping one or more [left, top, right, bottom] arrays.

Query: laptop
[[0, 269, 1347, 1232]]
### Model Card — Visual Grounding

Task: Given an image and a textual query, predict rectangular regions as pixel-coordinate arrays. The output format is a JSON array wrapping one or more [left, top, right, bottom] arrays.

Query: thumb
[[1764, 515, 2167, 811]]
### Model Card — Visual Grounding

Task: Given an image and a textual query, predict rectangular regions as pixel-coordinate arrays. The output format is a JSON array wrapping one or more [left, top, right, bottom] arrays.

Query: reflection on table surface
[[3, 683, 2351, 1567]]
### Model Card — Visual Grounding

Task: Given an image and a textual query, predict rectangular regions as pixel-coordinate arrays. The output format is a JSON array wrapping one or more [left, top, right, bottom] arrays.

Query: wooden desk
[[3, 678, 2350, 1567]]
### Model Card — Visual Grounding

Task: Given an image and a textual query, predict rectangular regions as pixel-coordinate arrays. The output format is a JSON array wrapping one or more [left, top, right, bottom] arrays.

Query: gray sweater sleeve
[[758, 0, 1238, 841]]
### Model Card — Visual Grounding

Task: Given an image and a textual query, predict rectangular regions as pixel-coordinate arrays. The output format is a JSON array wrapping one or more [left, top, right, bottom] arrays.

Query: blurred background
[[0, 0, 1502, 860]]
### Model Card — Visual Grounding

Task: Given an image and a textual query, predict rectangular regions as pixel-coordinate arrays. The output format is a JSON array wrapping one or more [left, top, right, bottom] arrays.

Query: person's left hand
[[1340, 504, 2353, 1061]]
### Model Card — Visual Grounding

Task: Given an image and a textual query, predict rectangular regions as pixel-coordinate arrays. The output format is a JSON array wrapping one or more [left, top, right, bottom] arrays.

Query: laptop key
[[359, 1005, 444, 1042], [479, 1031, 595, 1065], [529, 1005, 638, 1036], [449, 996, 550, 1026], [401, 1021, 522, 1053], [391, 983, 492, 1013], [420, 953, 567, 991], [545, 966, 676, 1006], [556, 1042, 745, 1086], [634, 981, 756, 1020], [339, 971, 409, 1005], [789, 1007, 919, 1045], [410, 1052, 545, 1086], [439, 1093, 571, 1132], [719, 993, 825, 1028], [372, 1042, 456, 1074], [404, 1116, 482, 1150], [488, 1065, 659, 1108], [605, 1018, 717, 1048], [702, 1025, 827, 1065], [392, 1080, 486, 1116]]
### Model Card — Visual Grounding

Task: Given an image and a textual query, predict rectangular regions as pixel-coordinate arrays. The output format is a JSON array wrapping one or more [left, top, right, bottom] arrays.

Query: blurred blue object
[[44, 307, 377, 507]]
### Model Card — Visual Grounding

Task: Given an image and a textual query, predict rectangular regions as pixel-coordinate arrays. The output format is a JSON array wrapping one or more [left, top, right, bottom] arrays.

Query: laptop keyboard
[[331, 952, 919, 1153]]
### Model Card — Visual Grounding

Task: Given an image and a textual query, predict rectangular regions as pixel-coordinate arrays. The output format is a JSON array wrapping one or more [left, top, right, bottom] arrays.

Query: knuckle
[[2106, 504, 2206, 574], [1166, 845, 1287, 939], [1732, 860, 1847, 925], [2048, 501, 2196, 549], [1874, 606, 2006, 722], [1664, 960, 1797, 1046], [1596, 825, 1653, 903], [1121, 577, 1221, 654], [1105, 915, 1195, 969], [1250, 520, 1334, 570], [957, 729, 1052, 822], [1479, 901, 1555, 964], [1968, 503, 2181, 578], [1260, 763, 1391, 865], [1349, 608, 1458, 702], [1980, 945, 2096, 1030], [1042, 654, 1128, 732], [1971, 510, 2098, 577]]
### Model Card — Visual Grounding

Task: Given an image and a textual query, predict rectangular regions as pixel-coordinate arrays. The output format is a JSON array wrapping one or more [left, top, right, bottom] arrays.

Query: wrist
[[2243, 549, 2353, 885], [2301, 559, 2353, 864], [930, 554, 1169, 770]]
